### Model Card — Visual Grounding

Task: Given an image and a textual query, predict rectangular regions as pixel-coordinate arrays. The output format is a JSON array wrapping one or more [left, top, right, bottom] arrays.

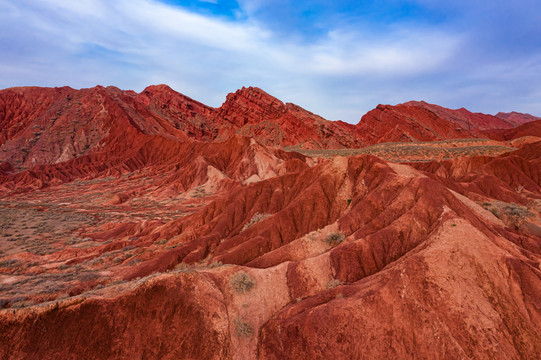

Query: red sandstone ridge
[[2, 86, 538, 163], [355, 100, 538, 145], [214, 87, 363, 148], [0, 85, 364, 168], [402, 101, 522, 130], [1, 148, 540, 359], [496, 111, 541, 126], [0, 85, 194, 170], [488, 119, 541, 142], [136, 84, 218, 141], [1, 84, 541, 359]]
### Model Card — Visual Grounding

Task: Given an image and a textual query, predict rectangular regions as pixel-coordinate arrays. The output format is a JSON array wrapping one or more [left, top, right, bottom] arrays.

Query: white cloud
[[302, 28, 462, 77], [0, 0, 539, 122]]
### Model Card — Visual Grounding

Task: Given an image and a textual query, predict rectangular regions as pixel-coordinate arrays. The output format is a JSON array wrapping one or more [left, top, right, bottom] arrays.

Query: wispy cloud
[[0, 0, 540, 122]]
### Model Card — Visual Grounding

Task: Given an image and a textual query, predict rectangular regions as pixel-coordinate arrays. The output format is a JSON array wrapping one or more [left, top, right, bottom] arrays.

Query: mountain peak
[[223, 86, 283, 108], [218, 86, 286, 126], [495, 111, 541, 127], [236, 85, 271, 95], [140, 84, 175, 95]]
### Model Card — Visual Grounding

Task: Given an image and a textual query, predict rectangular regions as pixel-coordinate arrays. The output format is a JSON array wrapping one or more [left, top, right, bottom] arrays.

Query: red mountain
[[496, 111, 541, 126], [3, 85, 537, 172], [215, 87, 363, 148], [355, 100, 537, 145], [0, 85, 363, 172], [488, 119, 541, 141], [0, 85, 197, 170], [1, 85, 540, 359]]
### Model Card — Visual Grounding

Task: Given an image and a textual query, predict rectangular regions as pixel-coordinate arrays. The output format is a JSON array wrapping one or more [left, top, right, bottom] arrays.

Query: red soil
[[0, 85, 540, 359]]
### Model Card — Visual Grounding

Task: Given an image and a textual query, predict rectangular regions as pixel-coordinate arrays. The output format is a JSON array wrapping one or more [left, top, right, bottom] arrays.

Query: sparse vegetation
[[234, 317, 253, 337], [208, 261, 223, 268], [482, 201, 533, 221], [503, 203, 533, 219], [241, 212, 271, 232], [174, 263, 192, 272], [325, 232, 345, 245], [230, 271, 255, 293], [0, 259, 21, 268], [293, 140, 517, 162], [327, 278, 344, 289]]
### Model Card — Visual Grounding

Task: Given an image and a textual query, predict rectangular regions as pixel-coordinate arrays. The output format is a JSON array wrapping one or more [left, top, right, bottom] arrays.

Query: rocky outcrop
[[355, 101, 535, 145], [1, 85, 540, 359], [496, 111, 541, 126]]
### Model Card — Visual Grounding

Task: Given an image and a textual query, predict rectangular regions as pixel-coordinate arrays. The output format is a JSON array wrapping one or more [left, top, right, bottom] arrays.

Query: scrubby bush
[[208, 261, 223, 268], [503, 203, 532, 219], [241, 213, 271, 232], [230, 271, 255, 293], [325, 232, 345, 245], [327, 278, 344, 289], [234, 317, 253, 337], [0, 259, 20, 268]]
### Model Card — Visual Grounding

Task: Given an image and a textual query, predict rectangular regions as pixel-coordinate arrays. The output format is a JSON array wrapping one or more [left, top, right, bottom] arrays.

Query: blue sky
[[1, 0, 540, 123]]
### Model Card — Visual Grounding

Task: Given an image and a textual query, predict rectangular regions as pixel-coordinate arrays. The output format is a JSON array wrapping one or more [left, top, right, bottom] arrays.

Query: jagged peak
[[235, 86, 273, 98], [401, 100, 439, 109], [496, 111, 540, 119], [140, 84, 174, 94], [222, 86, 283, 107], [0, 85, 75, 96], [136, 84, 214, 112]]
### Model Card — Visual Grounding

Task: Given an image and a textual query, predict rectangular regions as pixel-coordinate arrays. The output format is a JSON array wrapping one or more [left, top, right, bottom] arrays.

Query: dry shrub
[[0, 259, 21, 268], [325, 232, 345, 245], [230, 271, 255, 293], [234, 317, 253, 337], [241, 213, 271, 232], [327, 278, 344, 289], [208, 261, 223, 268]]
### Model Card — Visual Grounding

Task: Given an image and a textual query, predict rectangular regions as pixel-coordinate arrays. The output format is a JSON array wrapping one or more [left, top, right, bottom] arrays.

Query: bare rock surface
[[0, 85, 540, 359]]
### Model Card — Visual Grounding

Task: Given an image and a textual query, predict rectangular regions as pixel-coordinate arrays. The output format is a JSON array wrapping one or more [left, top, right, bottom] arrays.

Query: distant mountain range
[[1, 85, 539, 171]]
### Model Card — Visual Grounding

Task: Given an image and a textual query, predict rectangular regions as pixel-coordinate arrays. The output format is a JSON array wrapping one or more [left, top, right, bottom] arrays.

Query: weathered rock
[[0, 85, 540, 359]]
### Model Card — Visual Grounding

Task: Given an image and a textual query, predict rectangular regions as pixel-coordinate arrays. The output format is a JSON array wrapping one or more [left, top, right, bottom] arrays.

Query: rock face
[[496, 111, 541, 126], [0, 85, 191, 170], [0, 85, 364, 170], [355, 101, 533, 145], [3, 85, 537, 170], [488, 119, 541, 141], [0, 85, 540, 359], [215, 87, 363, 148]]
